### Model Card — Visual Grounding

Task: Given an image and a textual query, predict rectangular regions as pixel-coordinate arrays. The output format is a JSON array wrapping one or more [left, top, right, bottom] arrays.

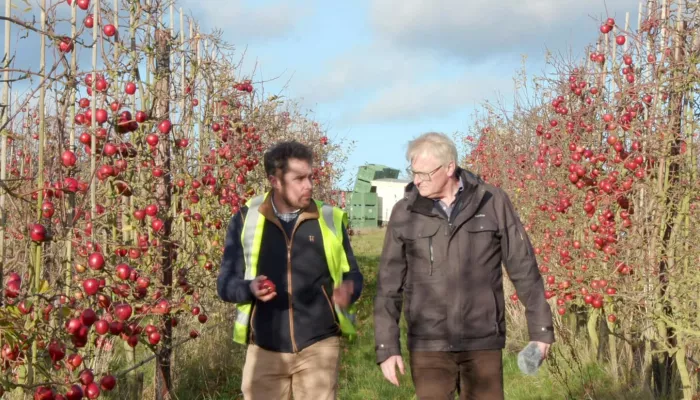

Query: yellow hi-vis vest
[[232, 192, 357, 346]]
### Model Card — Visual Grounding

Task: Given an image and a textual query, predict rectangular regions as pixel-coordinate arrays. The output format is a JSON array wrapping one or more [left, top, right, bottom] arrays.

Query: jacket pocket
[[321, 285, 340, 329], [465, 218, 499, 238], [405, 223, 441, 277], [464, 218, 499, 267], [406, 284, 448, 340], [460, 287, 500, 339]]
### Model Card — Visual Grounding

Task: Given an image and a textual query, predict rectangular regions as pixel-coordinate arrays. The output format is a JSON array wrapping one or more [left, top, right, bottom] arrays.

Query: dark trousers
[[410, 350, 504, 400]]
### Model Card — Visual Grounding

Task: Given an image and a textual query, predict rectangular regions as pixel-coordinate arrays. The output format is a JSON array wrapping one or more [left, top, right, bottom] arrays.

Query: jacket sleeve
[[498, 188, 555, 344], [373, 204, 408, 364], [217, 209, 255, 304], [341, 225, 364, 304]]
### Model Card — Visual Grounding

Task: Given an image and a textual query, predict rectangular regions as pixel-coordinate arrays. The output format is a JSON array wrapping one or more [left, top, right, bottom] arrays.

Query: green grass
[[130, 228, 646, 399]]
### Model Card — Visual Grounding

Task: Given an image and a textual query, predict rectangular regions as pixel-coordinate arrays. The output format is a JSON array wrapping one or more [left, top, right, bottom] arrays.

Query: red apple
[[116, 264, 131, 280], [81, 308, 97, 326], [34, 386, 55, 400], [100, 375, 117, 391], [88, 252, 105, 270], [61, 150, 77, 167], [42, 202, 55, 218], [103, 24, 116, 37], [151, 218, 164, 233], [158, 120, 172, 134], [95, 108, 108, 124], [114, 303, 132, 321], [94, 320, 109, 335], [66, 318, 83, 334], [79, 369, 95, 385], [82, 278, 99, 296], [146, 133, 159, 147], [259, 279, 276, 293], [135, 111, 148, 123], [48, 341, 65, 362], [65, 384, 83, 400], [148, 331, 161, 345], [59, 37, 74, 53], [30, 223, 47, 242], [145, 204, 158, 216]]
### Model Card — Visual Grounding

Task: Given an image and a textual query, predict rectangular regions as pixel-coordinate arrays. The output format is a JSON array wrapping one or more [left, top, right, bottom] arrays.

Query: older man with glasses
[[373, 132, 555, 399]]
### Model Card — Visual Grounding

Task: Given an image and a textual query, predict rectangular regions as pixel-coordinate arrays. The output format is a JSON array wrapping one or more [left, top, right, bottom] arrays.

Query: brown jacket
[[374, 168, 554, 364]]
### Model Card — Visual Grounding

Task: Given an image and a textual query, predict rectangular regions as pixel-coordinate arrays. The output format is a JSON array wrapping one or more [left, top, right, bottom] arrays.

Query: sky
[[4, 0, 646, 189], [175, 0, 646, 188]]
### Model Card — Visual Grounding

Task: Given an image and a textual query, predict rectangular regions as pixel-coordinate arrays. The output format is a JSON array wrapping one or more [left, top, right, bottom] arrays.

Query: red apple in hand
[[250, 276, 276, 302], [259, 279, 276, 293]]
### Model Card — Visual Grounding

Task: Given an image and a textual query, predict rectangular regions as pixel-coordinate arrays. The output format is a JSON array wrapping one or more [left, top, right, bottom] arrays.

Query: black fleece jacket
[[217, 198, 363, 353]]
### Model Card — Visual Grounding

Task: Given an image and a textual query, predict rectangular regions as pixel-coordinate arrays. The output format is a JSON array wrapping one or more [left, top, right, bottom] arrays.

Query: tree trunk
[[153, 28, 174, 400]]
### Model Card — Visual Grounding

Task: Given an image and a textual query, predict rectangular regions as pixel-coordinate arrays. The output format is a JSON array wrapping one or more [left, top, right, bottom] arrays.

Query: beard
[[279, 189, 312, 210]]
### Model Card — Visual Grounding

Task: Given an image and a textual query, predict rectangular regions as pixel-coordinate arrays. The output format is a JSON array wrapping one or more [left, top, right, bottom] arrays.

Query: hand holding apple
[[249, 275, 277, 302], [332, 280, 354, 309]]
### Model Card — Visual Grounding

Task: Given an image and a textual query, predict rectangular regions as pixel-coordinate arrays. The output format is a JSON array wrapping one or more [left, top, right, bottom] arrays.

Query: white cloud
[[296, 42, 443, 106], [369, 0, 644, 62], [181, 0, 312, 42], [346, 74, 508, 124]]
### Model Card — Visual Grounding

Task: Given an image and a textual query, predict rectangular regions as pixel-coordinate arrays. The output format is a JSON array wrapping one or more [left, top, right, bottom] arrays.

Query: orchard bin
[[347, 164, 400, 229]]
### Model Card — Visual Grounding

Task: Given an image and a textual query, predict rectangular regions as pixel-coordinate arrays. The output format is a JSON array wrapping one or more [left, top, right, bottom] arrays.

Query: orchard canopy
[[0, 0, 347, 398]]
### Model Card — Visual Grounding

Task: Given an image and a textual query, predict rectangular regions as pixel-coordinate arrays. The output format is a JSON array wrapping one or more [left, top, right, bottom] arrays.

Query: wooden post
[[65, 0, 77, 298], [0, 0, 12, 306], [153, 28, 174, 400]]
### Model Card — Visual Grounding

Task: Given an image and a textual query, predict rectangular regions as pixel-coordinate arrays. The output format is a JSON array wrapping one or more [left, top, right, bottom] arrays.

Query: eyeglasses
[[407, 165, 443, 182]]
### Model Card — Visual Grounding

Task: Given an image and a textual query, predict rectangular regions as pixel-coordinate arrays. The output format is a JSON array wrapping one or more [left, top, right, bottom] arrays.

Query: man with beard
[[217, 141, 363, 400]]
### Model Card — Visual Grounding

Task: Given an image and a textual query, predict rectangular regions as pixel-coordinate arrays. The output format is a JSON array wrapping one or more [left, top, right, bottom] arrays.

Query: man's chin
[[417, 188, 435, 199], [297, 197, 312, 208]]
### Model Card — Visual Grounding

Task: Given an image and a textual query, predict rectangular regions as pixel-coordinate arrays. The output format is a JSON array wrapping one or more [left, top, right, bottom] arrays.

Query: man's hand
[[332, 280, 354, 309], [380, 355, 405, 386], [532, 341, 551, 360], [249, 275, 277, 302]]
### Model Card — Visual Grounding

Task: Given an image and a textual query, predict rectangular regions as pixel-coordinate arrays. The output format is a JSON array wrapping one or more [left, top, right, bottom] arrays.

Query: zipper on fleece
[[321, 285, 340, 329], [267, 217, 304, 353], [286, 242, 298, 352], [428, 236, 434, 275]]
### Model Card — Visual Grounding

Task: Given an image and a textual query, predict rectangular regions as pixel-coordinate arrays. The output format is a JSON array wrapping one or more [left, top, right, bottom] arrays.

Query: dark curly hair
[[263, 141, 314, 178]]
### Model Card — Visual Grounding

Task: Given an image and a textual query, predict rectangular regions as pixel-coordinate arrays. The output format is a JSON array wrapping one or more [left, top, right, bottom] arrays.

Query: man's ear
[[268, 172, 282, 190], [447, 161, 457, 177]]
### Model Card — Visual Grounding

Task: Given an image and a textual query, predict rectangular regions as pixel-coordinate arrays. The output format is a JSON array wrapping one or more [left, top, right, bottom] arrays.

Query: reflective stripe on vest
[[232, 193, 357, 346]]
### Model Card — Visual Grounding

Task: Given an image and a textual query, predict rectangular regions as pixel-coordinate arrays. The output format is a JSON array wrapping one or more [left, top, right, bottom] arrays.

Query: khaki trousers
[[241, 336, 341, 400]]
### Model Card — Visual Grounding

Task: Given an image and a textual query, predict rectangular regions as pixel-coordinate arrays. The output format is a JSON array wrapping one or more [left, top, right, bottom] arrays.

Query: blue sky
[[175, 0, 644, 188], [5, 0, 644, 189]]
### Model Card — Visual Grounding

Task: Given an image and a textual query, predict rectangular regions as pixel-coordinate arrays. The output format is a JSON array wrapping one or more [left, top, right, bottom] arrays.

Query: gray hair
[[405, 132, 458, 166]]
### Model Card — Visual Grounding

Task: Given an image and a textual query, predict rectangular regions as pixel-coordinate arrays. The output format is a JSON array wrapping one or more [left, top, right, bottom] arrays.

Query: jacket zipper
[[267, 217, 302, 353], [321, 285, 340, 329], [286, 242, 298, 352], [428, 236, 434, 276]]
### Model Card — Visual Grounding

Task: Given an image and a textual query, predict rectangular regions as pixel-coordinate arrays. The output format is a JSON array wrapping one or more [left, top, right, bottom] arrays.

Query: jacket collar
[[258, 191, 320, 226], [405, 167, 485, 221]]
